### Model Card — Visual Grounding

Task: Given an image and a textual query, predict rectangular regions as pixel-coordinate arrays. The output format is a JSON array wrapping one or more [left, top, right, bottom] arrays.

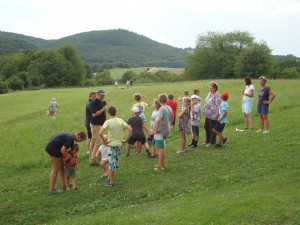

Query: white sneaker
[[176, 149, 186, 154], [256, 129, 263, 133], [262, 130, 270, 134]]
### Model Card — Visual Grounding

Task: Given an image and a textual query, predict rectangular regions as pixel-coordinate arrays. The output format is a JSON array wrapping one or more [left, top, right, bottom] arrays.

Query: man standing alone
[[89, 89, 106, 166]]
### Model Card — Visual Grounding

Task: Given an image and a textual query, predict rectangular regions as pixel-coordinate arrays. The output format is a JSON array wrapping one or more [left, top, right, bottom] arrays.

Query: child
[[125, 107, 150, 157], [99, 106, 132, 188], [63, 143, 79, 191], [188, 95, 201, 148], [166, 94, 178, 129], [178, 90, 189, 102], [177, 98, 191, 153], [132, 93, 150, 116], [153, 94, 174, 171], [96, 135, 109, 178], [194, 88, 201, 102], [148, 99, 161, 158], [213, 92, 229, 148]]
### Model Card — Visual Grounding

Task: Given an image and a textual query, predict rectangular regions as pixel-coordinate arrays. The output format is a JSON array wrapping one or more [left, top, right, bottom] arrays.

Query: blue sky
[[1, 0, 300, 56]]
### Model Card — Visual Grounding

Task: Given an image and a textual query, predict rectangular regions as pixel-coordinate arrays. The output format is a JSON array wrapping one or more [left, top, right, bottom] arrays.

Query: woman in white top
[[241, 76, 255, 130]]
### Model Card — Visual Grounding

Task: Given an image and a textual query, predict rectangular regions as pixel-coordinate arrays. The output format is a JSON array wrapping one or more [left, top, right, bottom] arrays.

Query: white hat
[[191, 95, 198, 99], [132, 107, 140, 113]]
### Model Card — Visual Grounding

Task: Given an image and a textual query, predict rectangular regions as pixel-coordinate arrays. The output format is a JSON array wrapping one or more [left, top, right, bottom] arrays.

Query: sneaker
[[50, 187, 63, 194], [123, 154, 129, 157], [262, 130, 270, 134], [105, 180, 115, 188], [89, 162, 100, 166], [190, 145, 197, 148], [215, 144, 223, 148], [188, 143, 193, 147], [176, 149, 186, 154], [205, 143, 212, 147], [222, 137, 228, 146], [256, 129, 263, 133]]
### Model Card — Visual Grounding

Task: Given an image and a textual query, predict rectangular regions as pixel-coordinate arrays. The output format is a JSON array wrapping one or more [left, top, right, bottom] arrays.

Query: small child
[[177, 98, 191, 153], [148, 99, 161, 158], [188, 95, 201, 148], [125, 107, 150, 157], [132, 93, 150, 115], [194, 89, 201, 102], [213, 92, 229, 148], [63, 143, 79, 191], [178, 90, 189, 102], [166, 94, 178, 129], [96, 135, 109, 178]]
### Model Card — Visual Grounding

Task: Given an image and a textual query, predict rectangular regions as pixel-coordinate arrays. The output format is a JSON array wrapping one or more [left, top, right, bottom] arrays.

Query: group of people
[[45, 75, 275, 193]]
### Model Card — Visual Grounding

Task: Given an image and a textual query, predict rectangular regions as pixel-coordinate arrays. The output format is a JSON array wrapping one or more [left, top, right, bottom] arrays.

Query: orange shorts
[[49, 155, 64, 172]]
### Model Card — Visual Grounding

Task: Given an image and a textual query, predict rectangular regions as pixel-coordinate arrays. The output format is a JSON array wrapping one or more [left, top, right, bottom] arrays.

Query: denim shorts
[[213, 122, 226, 133], [241, 99, 253, 114], [257, 104, 269, 115], [64, 166, 76, 178]]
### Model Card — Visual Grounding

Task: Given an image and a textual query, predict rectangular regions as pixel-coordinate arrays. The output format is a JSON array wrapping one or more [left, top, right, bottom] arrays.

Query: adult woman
[[203, 82, 221, 146], [256, 76, 276, 133], [241, 76, 255, 130]]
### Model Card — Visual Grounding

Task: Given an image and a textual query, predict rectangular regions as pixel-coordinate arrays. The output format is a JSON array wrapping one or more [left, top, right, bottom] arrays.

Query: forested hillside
[[0, 29, 187, 67]]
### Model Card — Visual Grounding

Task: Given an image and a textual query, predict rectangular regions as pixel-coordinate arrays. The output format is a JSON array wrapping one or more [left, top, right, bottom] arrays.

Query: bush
[[0, 81, 9, 94], [8, 75, 24, 90], [94, 70, 114, 85]]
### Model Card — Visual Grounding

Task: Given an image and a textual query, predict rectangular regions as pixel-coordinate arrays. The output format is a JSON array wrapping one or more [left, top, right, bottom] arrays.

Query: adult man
[[85, 91, 96, 155], [48, 98, 59, 118], [45, 131, 86, 193], [89, 89, 107, 166]]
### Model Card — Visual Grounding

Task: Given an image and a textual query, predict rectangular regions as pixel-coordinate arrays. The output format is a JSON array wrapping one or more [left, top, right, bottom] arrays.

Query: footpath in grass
[[0, 80, 300, 224]]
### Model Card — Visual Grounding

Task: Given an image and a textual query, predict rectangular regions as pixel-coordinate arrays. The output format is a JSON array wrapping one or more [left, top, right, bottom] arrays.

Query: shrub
[[0, 81, 9, 94]]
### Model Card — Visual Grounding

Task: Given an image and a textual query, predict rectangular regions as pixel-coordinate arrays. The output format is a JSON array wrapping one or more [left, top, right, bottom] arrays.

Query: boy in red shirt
[[166, 94, 178, 129], [63, 144, 79, 191]]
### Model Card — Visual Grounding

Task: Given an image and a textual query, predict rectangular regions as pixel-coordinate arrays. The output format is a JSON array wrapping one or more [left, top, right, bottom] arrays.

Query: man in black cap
[[89, 89, 106, 166]]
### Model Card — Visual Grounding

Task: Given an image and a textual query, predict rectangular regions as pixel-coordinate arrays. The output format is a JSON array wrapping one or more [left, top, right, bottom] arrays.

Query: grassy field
[[109, 67, 148, 80], [0, 79, 300, 224]]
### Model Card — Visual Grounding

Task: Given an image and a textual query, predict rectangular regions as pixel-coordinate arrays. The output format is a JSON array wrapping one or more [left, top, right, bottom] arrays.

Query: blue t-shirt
[[219, 101, 228, 124], [258, 86, 271, 105]]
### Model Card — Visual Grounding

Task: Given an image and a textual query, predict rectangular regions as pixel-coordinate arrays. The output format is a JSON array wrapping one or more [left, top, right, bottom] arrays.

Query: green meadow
[[0, 79, 300, 224]]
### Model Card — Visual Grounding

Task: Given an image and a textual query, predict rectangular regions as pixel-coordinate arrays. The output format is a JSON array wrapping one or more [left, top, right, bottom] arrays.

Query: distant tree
[[84, 64, 93, 79], [94, 70, 114, 85], [281, 67, 299, 79], [234, 42, 273, 78], [121, 70, 137, 83], [0, 81, 9, 94], [186, 31, 257, 79], [8, 75, 24, 90]]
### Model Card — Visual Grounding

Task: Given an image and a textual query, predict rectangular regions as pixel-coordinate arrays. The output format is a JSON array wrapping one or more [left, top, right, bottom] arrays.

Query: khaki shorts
[[49, 155, 64, 172]]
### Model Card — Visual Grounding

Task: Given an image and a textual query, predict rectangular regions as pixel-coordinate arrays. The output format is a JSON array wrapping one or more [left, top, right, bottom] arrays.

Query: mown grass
[[0, 79, 299, 224]]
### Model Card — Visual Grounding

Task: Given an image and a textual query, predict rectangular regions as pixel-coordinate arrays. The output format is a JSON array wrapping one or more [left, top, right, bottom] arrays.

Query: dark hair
[[210, 82, 219, 91], [134, 93, 142, 101], [154, 99, 161, 110], [183, 90, 189, 95], [89, 91, 96, 98], [168, 94, 174, 100], [108, 106, 116, 116], [194, 89, 199, 95], [244, 76, 252, 85]]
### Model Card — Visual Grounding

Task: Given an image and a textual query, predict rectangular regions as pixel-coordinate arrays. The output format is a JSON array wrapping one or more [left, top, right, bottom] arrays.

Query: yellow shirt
[[102, 118, 128, 146]]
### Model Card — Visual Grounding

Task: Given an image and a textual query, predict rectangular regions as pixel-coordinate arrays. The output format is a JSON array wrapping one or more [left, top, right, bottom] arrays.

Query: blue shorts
[[127, 136, 146, 145], [107, 146, 121, 171], [213, 122, 226, 133], [257, 104, 269, 115], [241, 99, 253, 114]]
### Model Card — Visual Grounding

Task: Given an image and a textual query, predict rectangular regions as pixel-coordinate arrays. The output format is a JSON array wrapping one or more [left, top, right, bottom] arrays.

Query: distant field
[[109, 67, 148, 80], [109, 67, 184, 80], [1, 79, 300, 224]]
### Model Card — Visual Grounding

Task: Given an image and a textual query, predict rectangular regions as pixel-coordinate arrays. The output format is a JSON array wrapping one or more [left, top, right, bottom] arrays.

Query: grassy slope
[[0, 80, 299, 224]]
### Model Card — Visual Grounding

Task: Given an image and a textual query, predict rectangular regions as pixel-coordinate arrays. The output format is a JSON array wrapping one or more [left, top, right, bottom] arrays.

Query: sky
[[1, 0, 300, 56]]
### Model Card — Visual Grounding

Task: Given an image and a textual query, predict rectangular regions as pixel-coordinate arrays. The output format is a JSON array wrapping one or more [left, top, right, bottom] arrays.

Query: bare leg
[[259, 114, 264, 130], [49, 170, 58, 191], [158, 148, 165, 169], [125, 144, 131, 156], [109, 170, 114, 184], [65, 177, 70, 191], [263, 115, 269, 130], [71, 176, 78, 189], [180, 133, 186, 151]]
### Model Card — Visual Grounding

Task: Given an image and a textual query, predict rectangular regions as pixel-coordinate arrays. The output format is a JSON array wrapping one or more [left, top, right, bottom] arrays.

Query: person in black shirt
[[89, 89, 107, 166], [85, 91, 96, 155], [45, 131, 86, 193]]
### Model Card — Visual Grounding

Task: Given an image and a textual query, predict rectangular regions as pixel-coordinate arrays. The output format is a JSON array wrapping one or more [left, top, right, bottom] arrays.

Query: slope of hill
[[0, 29, 187, 67]]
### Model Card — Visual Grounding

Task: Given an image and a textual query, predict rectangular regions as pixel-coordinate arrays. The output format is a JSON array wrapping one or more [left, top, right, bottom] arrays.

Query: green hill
[[0, 29, 187, 67]]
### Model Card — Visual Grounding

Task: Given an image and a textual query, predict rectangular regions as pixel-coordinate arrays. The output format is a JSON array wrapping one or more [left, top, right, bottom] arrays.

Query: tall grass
[[0, 79, 299, 224]]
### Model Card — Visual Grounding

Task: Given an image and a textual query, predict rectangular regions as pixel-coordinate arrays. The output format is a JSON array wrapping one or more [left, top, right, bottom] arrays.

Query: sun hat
[[190, 95, 198, 99], [132, 107, 140, 113]]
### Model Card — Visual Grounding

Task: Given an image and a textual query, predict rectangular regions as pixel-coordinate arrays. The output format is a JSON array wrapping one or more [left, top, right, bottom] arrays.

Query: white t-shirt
[[243, 84, 255, 101], [98, 145, 109, 161]]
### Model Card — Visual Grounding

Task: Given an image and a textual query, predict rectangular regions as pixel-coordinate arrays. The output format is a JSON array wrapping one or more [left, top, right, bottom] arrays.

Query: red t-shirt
[[166, 100, 178, 117], [64, 152, 77, 167]]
